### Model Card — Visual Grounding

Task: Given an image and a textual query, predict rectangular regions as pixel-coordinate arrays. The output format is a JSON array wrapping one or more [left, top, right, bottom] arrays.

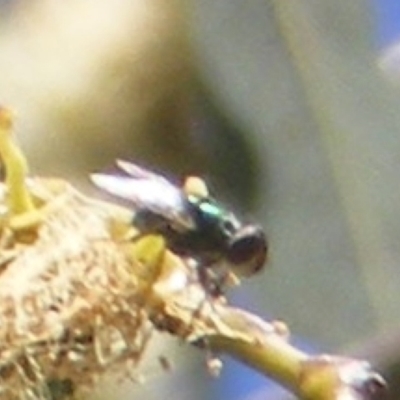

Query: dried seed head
[[0, 179, 191, 399]]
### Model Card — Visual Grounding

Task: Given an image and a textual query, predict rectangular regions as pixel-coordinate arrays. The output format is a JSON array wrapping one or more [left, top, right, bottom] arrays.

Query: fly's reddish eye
[[227, 225, 268, 276]]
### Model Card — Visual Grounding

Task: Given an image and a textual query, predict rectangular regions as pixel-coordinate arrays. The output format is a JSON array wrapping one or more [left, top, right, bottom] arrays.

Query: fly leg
[[188, 264, 225, 329], [197, 265, 224, 298]]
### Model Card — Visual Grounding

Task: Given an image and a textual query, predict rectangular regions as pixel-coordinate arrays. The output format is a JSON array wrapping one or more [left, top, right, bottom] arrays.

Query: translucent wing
[[91, 162, 195, 229], [116, 160, 171, 182]]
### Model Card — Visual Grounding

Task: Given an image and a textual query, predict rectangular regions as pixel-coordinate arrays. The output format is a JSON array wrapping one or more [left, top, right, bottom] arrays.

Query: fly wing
[[91, 172, 195, 230], [116, 160, 172, 183]]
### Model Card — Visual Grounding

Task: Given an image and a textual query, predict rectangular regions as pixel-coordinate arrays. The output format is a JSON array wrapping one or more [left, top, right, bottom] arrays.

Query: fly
[[91, 160, 268, 296]]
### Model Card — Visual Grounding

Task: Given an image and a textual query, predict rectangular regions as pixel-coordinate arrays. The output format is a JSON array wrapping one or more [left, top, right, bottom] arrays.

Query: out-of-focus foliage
[[193, 0, 400, 345], [192, 1, 400, 398], [0, 0, 202, 182]]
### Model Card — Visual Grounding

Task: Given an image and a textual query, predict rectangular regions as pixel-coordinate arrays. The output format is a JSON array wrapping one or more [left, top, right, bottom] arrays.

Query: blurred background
[[1, 0, 400, 398]]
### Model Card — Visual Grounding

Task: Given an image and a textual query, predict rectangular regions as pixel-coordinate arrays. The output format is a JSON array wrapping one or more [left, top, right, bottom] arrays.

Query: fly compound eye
[[226, 225, 268, 276]]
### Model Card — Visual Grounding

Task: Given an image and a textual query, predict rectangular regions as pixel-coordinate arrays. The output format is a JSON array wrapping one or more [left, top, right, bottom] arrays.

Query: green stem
[[0, 107, 35, 216]]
